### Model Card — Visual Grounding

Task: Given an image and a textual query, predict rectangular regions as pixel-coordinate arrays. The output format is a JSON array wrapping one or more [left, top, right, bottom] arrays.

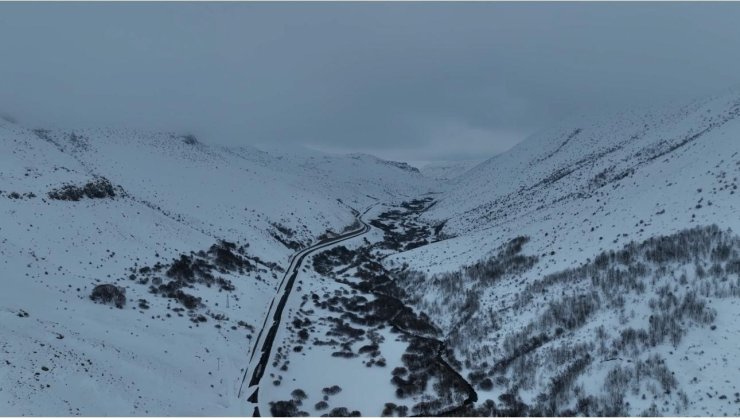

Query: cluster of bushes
[[323, 407, 361, 417], [207, 240, 253, 274], [486, 226, 734, 408], [304, 200, 475, 415], [540, 292, 601, 331], [90, 284, 126, 308], [163, 253, 236, 291], [368, 199, 435, 251], [161, 285, 201, 310], [389, 236, 539, 362], [107, 238, 278, 322], [270, 222, 304, 250], [459, 352, 676, 417], [587, 166, 635, 191], [267, 386, 361, 416], [388, 336, 472, 415], [147, 240, 255, 290], [180, 134, 199, 145], [269, 399, 308, 417], [392, 340, 435, 399], [381, 402, 409, 417], [382, 224, 431, 252], [598, 355, 678, 414], [496, 330, 549, 374], [524, 225, 737, 295], [515, 226, 731, 339], [380, 224, 740, 415], [2, 191, 36, 200], [48, 177, 118, 201], [313, 246, 356, 275], [325, 318, 365, 340], [533, 354, 592, 415], [643, 288, 716, 347]]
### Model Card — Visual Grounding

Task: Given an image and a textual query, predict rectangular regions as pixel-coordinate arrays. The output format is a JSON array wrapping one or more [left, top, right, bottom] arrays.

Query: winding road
[[239, 206, 375, 416]]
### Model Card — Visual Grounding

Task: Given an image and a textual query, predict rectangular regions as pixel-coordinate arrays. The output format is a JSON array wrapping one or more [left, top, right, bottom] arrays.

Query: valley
[[1, 88, 740, 416]]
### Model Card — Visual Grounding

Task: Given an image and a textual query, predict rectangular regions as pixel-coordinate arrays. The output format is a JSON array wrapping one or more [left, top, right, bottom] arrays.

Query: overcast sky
[[2, 2, 740, 162]]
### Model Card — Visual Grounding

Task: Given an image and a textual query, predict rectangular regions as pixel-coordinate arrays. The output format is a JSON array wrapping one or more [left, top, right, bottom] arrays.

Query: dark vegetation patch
[[302, 198, 475, 415], [269, 399, 308, 417], [397, 224, 740, 416], [101, 239, 276, 328], [322, 385, 342, 396], [180, 134, 199, 145], [313, 246, 356, 276], [588, 166, 635, 191], [1, 191, 36, 200], [90, 284, 126, 308], [271, 222, 304, 251], [389, 235, 540, 369], [324, 407, 361, 417], [535, 128, 582, 163], [269, 387, 361, 417], [366, 198, 448, 250], [48, 177, 119, 201], [381, 402, 409, 417]]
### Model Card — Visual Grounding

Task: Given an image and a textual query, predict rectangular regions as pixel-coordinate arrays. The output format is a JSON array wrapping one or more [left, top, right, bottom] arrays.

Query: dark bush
[[322, 385, 342, 396], [478, 378, 493, 391], [181, 134, 199, 145], [208, 241, 253, 272], [269, 400, 307, 417], [326, 407, 360, 417], [48, 177, 117, 201], [291, 388, 308, 402], [90, 284, 126, 308], [172, 290, 201, 309], [392, 367, 408, 377]]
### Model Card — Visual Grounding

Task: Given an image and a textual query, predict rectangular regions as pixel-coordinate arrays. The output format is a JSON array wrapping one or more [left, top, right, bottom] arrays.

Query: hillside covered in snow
[[385, 89, 740, 416], [0, 121, 433, 415], [418, 160, 484, 181], [2, 88, 740, 417]]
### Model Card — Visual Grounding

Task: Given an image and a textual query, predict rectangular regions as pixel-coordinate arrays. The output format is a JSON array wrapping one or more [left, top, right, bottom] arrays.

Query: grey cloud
[[1, 2, 740, 161]]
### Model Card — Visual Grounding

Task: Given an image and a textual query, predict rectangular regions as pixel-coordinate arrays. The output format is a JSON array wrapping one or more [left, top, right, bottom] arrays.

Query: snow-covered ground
[[0, 122, 433, 415], [416, 160, 484, 181], [406, 89, 740, 272], [384, 89, 740, 415], [2, 87, 740, 416]]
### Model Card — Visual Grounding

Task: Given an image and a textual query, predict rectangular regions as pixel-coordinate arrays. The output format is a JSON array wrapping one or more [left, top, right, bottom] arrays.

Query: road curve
[[239, 206, 375, 416]]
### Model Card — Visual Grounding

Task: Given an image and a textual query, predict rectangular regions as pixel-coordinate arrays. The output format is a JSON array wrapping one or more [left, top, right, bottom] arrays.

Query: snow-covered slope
[[415, 89, 740, 270], [384, 89, 740, 416], [418, 160, 484, 181], [0, 122, 433, 415], [4, 86, 740, 416]]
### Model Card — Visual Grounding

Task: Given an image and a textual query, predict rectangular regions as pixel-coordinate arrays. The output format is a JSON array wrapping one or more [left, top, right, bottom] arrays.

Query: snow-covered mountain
[[384, 89, 740, 416], [0, 122, 433, 415], [410, 90, 740, 270], [3, 87, 740, 416]]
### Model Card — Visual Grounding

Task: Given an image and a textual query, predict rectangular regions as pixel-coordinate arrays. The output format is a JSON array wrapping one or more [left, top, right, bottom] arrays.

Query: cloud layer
[[2, 3, 740, 161]]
